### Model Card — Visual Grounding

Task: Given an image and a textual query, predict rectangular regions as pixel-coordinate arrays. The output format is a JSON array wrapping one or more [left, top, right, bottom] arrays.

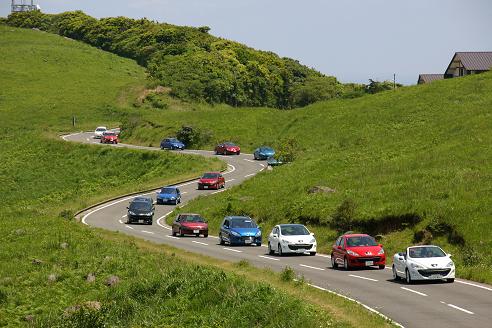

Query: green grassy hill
[[119, 72, 492, 283], [0, 25, 392, 327]]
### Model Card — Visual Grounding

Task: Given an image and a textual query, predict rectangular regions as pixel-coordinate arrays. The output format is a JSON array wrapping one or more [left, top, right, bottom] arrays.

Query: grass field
[[0, 25, 392, 327], [120, 70, 492, 283]]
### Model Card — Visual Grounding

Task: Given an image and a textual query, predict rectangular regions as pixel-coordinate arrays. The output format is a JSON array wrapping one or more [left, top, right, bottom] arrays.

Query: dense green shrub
[[7, 10, 359, 108]]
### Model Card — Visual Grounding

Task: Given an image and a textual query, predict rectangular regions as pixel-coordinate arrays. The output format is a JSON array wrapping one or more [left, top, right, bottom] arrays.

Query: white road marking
[[244, 173, 256, 178], [209, 236, 219, 239], [307, 283, 404, 328], [317, 254, 331, 258], [400, 287, 427, 296], [223, 247, 242, 253], [141, 230, 154, 234], [166, 235, 179, 240], [349, 274, 378, 282], [118, 220, 123, 224], [244, 159, 256, 163], [225, 179, 235, 183], [456, 279, 492, 292], [177, 180, 199, 187], [86, 138, 90, 142], [445, 303, 474, 315], [299, 264, 325, 271], [192, 241, 208, 246], [181, 191, 188, 194], [259, 163, 265, 167], [223, 164, 236, 175], [212, 189, 226, 194], [121, 214, 127, 218], [258, 255, 279, 261], [125, 225, 134, 230], [61, 132, 81, 141], [156, 211, 173, 230]]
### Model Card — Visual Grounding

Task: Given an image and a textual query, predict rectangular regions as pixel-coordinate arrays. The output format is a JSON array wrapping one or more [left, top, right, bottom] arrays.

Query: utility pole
[[393, 73, 396, 90]]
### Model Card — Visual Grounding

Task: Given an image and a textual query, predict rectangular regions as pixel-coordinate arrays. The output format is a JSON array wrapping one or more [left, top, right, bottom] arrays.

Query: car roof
[[161, 186, 178, 189], [132, 196, 152, 202], [178, 213, 201, 216], [278, 223, 305, 227], [226, 216, 252, 220], [407, 245, 440, 248], [203, 171, 221, 174], [342, 233, 372, 238], [96, 126, 107, 129]]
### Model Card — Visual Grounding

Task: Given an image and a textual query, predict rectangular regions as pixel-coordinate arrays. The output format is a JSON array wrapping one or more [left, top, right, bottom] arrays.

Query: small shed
[[444, 52, 492, 78], [417, 74, 444, 84]]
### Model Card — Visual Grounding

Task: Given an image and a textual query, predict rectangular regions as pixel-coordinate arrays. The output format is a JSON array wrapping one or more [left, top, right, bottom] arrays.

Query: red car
[[100, 131, 119, 144], [331, 233, 386, 270], [215, 142, 240, 155], [172, 213, 208, 237], [198, 172, 225, 190]]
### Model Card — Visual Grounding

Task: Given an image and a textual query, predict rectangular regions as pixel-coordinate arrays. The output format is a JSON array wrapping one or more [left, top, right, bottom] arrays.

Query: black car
[[127, 197, 155, 224]]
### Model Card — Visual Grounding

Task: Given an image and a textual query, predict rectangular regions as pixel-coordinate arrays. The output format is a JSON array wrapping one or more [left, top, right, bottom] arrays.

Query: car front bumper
[[127, 214, 153, 223], [180, 228, 208, 235], [157, 197, 177, 204], [198, 183, 219, 189], [229, 235, 262, 246], [281, 243, 317, 253], [347, 256, 386, 267], [409, 267, 455, 280]]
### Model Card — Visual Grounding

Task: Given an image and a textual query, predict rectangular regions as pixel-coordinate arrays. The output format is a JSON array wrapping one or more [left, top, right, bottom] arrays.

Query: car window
[[223, 220, 230, 228], [161, 188, 177, 194], [129, 202, 152, 211], [180, 215, 205, 223], [230, 218, 256, 228], [280, 225, 309, 236], [408, 246, 446, 258], [346, 236, 378, 247], [335, 237, 342, 247], [203, 173, 219, 179]]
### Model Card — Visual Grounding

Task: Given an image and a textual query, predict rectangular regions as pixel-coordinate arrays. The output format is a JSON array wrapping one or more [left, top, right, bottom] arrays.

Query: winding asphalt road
[[64, 132, 492, 328]]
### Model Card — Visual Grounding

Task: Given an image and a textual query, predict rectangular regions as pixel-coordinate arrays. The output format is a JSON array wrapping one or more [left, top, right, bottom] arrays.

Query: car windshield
[[202, 173, 218, 179], [231, 218, 256, 228], [346, 236, 378, 247], [261, 147, 273, 152], [129, 202, 152, 211], [280, 225, 309, 235], [160, 188, 177, 194], [103, 132, 116, 136], [96, 128, 106, 131], [181, 215, 205, 223], [224, 142, 236, 147], [168, 138, 178, 142], [408, 246, 446, 258]]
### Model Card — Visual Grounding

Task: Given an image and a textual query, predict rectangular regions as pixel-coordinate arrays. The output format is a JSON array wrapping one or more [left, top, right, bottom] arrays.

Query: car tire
[[446, 278, 455, 283], [237, 152, 240, 155], [379, 265, 385, 270], [392, 265, 399, 281], [405, 269, 413, 284], [331, 255, 338, 269], [172, 230, 177, 237], [309, 252, 316, 256], [343, 257, 350, 270], [219, 234, 225, 245], [174, 199, 178, 205], [195, 233, 200, 237], [179, 228, 184, 237], [278, 244, 284, 256], [268, 242, 274, 255], [204, 234, 208, 238]]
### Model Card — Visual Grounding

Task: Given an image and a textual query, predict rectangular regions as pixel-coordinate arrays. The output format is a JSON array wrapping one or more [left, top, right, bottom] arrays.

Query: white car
[[268, 224, 317, 256], [392, 245, 455, 284], [94, 126, 107, 138]]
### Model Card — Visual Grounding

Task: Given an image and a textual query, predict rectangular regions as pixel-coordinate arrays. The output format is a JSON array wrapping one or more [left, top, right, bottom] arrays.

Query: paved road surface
[[64, 132, 492, 328]]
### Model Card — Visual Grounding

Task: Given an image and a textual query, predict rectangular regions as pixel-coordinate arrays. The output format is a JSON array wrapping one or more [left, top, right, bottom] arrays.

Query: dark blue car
[[253, 146, 275, 160], [219, 216, 262, 246], [156, 186, 181, 205], [160, 138, 185, 150]]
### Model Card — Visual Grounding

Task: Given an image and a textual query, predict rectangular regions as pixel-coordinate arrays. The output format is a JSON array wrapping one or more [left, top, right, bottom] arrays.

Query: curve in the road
[[63, 132, 492, 328]]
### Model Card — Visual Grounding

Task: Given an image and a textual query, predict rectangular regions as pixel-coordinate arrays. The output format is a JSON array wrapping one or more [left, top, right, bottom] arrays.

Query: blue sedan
[[160, 138, 185, 150], [219, 216, 262, 246], [156, 186, 181, 205], [253, 146, 275, 160]]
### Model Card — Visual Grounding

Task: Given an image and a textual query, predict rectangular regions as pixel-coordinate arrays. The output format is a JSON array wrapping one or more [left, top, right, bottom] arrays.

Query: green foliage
[[176, 125, 212, 148], [280, 267, 296, 282], [6, 10, 355, 108], [332, 199, 357, 233], [275, 138, 299, 163], [365, 79, 402, 94]]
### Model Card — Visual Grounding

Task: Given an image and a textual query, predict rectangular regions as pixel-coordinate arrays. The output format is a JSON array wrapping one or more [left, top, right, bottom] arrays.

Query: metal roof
[[445, 52, 492, 74], [418, 74, 444, 84]]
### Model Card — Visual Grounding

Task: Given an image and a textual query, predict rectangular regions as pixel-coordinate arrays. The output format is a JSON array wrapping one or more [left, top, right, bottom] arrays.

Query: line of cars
[[93, 126, 119, 144]]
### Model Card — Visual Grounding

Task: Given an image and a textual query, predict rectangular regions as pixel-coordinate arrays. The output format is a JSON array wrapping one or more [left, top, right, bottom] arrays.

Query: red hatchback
[[100, 131, 119, 144], [172, 213, 208, 237], [198, 172, 225, 190], [331, 233, 386, 270], [215, 142, 240, 155]]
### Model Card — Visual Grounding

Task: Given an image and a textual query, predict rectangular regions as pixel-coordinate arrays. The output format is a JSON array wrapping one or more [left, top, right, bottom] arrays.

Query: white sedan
[[392, 245, 455, 284], [94, 126, 107, 138], [268, 224, 317, 256]]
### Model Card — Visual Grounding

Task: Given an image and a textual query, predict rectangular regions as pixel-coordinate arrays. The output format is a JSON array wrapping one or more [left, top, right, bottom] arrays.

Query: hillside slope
[[0, 25, 392, 327], [122, 72, 492, 283]]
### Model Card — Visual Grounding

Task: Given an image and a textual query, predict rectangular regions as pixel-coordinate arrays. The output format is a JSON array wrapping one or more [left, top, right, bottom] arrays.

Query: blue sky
[[2, 0, 492, 84]]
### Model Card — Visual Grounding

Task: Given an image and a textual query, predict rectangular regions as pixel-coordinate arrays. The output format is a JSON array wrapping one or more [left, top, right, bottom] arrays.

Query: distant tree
[[365, 79, 402, 94], [197, 26, 210, 34]]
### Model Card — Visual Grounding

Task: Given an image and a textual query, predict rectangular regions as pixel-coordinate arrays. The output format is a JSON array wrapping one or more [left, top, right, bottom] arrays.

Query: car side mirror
[[398, 257, 404, 261], [126, 206, 129, 209], [272, 234, 278, 238], [310, 232, 315, 236], [448, 254, 452, 258], [378, 244, 383, 247]]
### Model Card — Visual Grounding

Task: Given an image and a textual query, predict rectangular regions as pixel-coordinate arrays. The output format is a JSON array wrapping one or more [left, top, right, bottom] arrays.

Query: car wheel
[[446, 278, 455, 283], [179, 228, 184, 237], [379, 265, 385, 270], [405, 269, 413, 284], [219, 234, 225, 245], [268, 242, 274, 255], [174, 199, 178, 205], [309, 252, 316, 256], [278, 244, 284, 256], [331, 255, 338, 268], [204, 234, 208, 238], [195, 233, 200, 237], [392, 265, 399, 280], [343, 257, 350, 270], [172, 230, 177, 237], [237, 152, 240, 155]]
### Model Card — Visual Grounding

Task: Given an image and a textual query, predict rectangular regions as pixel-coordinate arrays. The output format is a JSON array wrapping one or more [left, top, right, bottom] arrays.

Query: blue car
[[219, 216, 262, 246], [156, 186, 181, 205], [253, 146, 275, 160], [160, 138, 185, 150]]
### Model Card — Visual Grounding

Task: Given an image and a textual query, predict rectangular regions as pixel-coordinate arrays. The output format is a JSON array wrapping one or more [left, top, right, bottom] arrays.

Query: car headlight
[[170, 197, 175, 200], [146, 212, 153, 216], [128, 211, 136, 215], [446, 261, 454, 267], [281, 239, 291, 244], [347, 250, 359, 257], [378, 248, 385, 255], [230, 231, 240, 237], [255, 231, 261, 237], [310, 238, 316, 243], [410, 263, 424, 269]]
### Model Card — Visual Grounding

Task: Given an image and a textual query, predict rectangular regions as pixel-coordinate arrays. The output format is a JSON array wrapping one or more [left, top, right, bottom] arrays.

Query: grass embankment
[[0, 26, 390, 327], [122, 71, 491, 283]]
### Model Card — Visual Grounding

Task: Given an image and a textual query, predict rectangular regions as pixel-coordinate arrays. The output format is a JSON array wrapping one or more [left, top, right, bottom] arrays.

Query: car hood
[[226, 146, 240, 150], [199, 178, 218, 183], [348, 246, 382, 256], [259, 150, 275, 155], [281, 235, 315, 244], [181, 222, 208, 229], [231, 228, 260, 236], [104, 136, 117, 139], [157, 192, 177, 198], [171, 142, 184, 146], [408, 257, 451, 269]]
